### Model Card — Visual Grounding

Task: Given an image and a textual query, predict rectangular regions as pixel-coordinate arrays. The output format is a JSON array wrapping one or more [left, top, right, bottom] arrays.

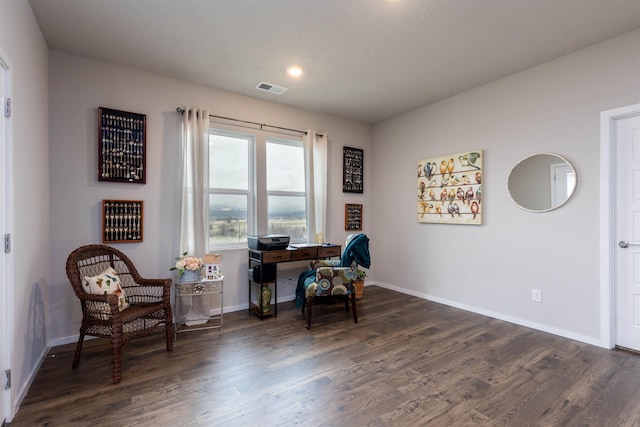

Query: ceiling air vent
[[255, 81, 287, 95]]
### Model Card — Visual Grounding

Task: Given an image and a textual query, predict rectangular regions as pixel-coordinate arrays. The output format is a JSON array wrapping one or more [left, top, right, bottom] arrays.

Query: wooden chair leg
[[306, 297, 313, 329], [351, 293, 358, 323], [165, 307, 174, 352], [165, 321, 174, 352], [72, 331, 85, 369], [111, 335, 122, 384], [301, 297, 306, 314]]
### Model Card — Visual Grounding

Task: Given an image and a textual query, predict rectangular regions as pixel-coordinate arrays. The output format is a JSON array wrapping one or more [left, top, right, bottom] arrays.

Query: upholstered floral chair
[[66, 244, 173, 383], [300, 234, 370, 329]]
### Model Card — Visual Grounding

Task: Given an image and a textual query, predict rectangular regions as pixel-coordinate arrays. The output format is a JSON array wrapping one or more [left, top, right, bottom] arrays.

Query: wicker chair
[[66, 244, 173, 383]]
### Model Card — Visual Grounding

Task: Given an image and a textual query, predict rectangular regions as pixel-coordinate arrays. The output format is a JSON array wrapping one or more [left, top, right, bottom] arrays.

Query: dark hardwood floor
[[10, 286, 640, 426]]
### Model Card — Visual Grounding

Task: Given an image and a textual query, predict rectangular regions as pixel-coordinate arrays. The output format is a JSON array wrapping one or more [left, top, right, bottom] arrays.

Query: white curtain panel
[[303, 130, 328, 243], [179, 107, 210, 325]]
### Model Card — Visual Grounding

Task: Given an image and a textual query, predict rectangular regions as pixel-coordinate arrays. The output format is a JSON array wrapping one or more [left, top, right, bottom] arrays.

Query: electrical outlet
[[531, 289, 542, 303]]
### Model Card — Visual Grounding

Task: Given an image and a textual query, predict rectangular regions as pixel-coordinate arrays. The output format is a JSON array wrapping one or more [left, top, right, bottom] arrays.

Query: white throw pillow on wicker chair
[[82, 267, 130, 312]]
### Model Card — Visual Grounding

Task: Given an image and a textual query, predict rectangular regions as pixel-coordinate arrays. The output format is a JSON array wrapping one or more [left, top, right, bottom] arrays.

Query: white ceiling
[[29, 0, 640, 124]]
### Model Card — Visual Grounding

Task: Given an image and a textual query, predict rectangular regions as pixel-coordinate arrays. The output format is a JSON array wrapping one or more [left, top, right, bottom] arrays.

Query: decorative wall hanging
[[345, 203, 363, 231], [417, 150, 483, 225], [343, 146, 364, 193], [102, 200, 144, 242], [98, 107, 146, 183]]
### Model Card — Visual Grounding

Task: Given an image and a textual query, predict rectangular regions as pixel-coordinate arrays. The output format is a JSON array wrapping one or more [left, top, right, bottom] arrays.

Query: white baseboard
[[373, 281, 606, 349], [12, 344, 50, 421]]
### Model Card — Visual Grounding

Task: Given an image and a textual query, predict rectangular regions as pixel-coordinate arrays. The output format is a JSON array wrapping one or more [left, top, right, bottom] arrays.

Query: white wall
[[372, 29, 640, 345], [0, 0, 49, 419], [48, 50, 372, 344]]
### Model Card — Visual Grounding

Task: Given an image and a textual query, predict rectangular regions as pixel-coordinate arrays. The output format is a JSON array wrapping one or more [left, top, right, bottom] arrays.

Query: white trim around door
[[0, 47, 13, 424], [600, 102, 640, 349]]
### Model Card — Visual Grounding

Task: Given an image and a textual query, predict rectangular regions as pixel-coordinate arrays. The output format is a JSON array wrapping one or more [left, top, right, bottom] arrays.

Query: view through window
[[266, 138, 307, 242], [207, 131, 307, 248], [208, 131, 254, 246]]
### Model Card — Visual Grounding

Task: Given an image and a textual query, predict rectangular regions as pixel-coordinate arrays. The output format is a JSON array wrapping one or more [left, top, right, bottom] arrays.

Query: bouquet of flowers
[[170, 252, 203, 277]]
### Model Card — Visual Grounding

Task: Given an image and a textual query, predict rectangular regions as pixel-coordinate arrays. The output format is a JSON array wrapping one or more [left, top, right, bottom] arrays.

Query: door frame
[[0, 47, 13, 423], [600, 102, 640, 349]]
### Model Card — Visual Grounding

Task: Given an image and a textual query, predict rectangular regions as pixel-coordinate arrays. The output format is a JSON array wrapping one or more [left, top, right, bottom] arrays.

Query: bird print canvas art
[[417, 150, 483, 225]]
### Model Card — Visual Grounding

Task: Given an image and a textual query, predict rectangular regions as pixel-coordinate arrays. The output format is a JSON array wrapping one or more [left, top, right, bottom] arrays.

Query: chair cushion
[[312, 267, 355, 297], [82, 267, 130, 312]]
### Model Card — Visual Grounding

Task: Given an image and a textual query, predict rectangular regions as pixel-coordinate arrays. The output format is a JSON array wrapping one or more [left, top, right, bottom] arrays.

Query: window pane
[[209, 194, 248, 244], [268, 195, 306, 240], [266, 141, 305, 192], [209, 134, 249, 190]]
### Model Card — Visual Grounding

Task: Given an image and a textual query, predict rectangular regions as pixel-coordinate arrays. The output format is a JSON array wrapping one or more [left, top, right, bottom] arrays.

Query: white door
[[615, 113, 640, 350]]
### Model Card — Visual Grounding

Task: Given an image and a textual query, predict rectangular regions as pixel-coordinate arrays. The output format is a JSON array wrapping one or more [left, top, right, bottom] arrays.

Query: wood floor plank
[[10, 286, 640, 426], [562, 355, 640, 427]]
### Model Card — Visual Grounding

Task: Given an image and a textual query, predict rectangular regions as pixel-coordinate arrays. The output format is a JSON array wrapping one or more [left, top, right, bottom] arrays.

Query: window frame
[[207, 128, 256, 250], [206, 128, 310, 250], [265, 136, 307, 243]]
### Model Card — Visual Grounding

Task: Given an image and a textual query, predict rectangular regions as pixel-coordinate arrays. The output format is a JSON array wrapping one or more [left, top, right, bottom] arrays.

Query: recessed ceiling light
[[287, 67, 303, 77]]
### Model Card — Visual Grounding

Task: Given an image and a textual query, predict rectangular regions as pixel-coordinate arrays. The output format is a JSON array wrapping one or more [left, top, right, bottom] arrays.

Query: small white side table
[[174, 277, 223, 340]]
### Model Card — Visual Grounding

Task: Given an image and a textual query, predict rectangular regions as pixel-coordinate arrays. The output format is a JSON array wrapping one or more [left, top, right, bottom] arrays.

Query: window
[[208, 130, 255, 247], [266, 138, 307, 242], [207, 130, 308, 249]]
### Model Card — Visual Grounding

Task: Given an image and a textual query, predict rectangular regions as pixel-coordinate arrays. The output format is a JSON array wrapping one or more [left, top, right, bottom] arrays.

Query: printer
[[248, 234, 290, 251]]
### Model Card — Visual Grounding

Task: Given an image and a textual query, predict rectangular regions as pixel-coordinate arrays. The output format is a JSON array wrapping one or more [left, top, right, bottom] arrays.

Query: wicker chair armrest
[[78, 292, 119, 305], [80, 292, 121, 317], [135, 277, 172, 290]]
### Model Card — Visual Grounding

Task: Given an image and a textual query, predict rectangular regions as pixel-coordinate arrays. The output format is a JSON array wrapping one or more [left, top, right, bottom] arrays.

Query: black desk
[[248, 244, 341, 319]]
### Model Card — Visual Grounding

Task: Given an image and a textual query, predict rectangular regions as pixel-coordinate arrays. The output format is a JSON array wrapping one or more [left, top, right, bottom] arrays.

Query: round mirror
[[507, 153, 577, 212]]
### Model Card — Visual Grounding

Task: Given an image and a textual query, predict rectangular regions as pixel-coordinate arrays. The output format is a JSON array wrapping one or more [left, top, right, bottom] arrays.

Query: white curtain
[[179, 107, 210, 325], [303, 130, 328, 243]]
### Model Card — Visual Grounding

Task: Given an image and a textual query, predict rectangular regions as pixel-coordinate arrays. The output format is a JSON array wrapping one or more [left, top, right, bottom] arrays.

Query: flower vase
[[179, 269, 200, 283], [261, 284, 272, 313]]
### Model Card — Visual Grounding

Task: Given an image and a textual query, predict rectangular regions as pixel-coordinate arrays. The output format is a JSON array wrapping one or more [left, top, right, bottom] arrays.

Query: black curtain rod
[[176, 107, 309, 136]]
